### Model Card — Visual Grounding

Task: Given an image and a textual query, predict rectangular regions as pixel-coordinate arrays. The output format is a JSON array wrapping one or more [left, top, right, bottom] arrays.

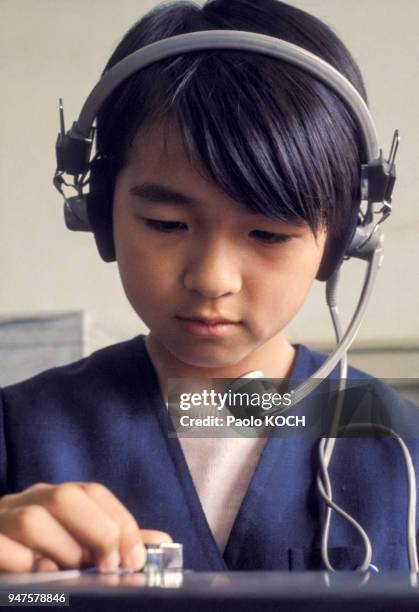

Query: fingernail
[[97, 550, 120, 573], [128, 544, 146, 570]]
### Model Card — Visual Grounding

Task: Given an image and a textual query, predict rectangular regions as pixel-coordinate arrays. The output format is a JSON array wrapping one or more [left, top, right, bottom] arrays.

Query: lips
[[177, 315, 240, 325], [176, 316, 241, 338]]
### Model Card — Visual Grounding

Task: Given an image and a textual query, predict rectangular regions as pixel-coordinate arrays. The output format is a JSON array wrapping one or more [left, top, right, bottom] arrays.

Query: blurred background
[[1, 0, 418, 387]]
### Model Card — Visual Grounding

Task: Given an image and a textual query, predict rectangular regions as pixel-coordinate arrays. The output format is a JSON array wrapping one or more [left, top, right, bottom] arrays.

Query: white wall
[[1, 0, 418, 349]]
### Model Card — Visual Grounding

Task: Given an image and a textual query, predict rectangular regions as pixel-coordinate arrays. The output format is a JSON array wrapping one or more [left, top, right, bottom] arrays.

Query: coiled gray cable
[[317, 269, 418, 572], [318, 422, 418, 572], [317, 269, 373, 571]]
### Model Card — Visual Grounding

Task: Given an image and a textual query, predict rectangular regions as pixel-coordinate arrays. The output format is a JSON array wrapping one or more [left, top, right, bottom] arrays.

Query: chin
[[170, 342, 248, 370]]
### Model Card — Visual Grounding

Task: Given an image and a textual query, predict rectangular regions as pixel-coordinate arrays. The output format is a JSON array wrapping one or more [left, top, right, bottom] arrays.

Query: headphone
[[53, 30, 398, 282]]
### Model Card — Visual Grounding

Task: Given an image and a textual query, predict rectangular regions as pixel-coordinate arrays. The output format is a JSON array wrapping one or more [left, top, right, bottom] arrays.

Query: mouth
[[177, 314, 241, 325], [176, 316, 242, 338], [178, 317, 238, 325]]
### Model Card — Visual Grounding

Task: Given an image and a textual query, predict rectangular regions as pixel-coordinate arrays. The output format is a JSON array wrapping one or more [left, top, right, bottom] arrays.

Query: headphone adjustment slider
[[360, 129, 399, 209], [55, 99, 94, 176]]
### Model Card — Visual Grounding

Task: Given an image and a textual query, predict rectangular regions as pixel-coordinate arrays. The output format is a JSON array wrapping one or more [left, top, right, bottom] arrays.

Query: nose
[[183, 237, 242, 299]]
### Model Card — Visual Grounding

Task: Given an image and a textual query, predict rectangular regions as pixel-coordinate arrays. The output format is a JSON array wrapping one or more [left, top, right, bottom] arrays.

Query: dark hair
[[93, 0, 368, 279]]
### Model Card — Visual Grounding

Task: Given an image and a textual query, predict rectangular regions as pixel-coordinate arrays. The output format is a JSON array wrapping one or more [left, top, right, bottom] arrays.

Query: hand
[[0, 482, 172, 573]]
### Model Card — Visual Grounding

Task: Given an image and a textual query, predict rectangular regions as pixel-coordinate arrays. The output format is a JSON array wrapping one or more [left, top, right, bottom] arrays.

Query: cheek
[[117, 251, 173, 316], [248, 247, 321, 330], [114, 218, 179, 319], [250, 278, 312, 333]]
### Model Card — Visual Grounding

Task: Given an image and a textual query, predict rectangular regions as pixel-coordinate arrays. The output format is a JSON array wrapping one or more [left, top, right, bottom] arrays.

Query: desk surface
[[1, 570, 419, 611]]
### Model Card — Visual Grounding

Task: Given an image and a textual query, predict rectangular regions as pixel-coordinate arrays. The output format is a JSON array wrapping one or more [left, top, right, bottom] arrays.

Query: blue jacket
[[1, 335, 418, 571]]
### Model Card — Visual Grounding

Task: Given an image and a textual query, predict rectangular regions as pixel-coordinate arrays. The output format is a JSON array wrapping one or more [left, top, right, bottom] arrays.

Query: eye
[[144, 219, 187, 233], [142, 219, 292, 243], [250, 230, 292, 244]]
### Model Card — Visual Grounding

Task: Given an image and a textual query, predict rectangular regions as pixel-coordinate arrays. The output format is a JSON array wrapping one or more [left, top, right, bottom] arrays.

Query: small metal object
[[144, 543, 183, 572], [160, 543, 183, 569], [143, 546, 164, 572]]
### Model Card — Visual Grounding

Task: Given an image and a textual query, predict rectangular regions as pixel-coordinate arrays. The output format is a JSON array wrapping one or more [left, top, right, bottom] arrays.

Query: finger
[[33, 557, 60, 572], [1, 483, 136, 571], [41, 484, 124, 566], [0, 505, 84, 568], [140, 530, 173, 545], [0, 483, 51, 510], [77, 483, 146, 571], [0, 532, 35, 573]]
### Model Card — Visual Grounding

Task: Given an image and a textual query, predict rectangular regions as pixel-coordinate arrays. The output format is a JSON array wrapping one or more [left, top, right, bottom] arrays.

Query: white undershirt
[[164, 371, 269, 553], [177, 434, 267, 553]]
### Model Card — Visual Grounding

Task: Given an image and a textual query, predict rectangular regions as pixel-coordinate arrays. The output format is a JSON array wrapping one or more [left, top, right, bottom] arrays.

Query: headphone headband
[[74, 30, 378, 158]]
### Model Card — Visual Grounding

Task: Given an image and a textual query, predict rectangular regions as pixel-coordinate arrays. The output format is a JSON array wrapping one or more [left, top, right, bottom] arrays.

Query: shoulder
[[297, 343, 419, 438], [294, 343, 375, 384], [1, 334, 147, 407]]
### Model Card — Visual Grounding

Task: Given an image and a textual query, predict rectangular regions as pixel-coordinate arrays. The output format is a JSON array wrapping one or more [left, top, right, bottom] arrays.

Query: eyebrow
[[128, 182, 203, 208], [127, 182, 293, 222]]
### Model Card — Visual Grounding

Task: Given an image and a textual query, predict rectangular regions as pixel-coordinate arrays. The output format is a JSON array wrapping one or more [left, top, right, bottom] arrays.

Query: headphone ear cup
[[315, 200, 361, 282], [86, 158, 116, 262]]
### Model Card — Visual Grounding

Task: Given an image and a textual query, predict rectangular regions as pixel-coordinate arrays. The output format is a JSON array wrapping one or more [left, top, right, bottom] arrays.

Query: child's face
[[113, 120, 327, 370]]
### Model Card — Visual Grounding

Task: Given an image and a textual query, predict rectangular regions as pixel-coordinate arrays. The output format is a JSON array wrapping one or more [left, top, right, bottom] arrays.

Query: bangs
[[168, 53, 361, 235]]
